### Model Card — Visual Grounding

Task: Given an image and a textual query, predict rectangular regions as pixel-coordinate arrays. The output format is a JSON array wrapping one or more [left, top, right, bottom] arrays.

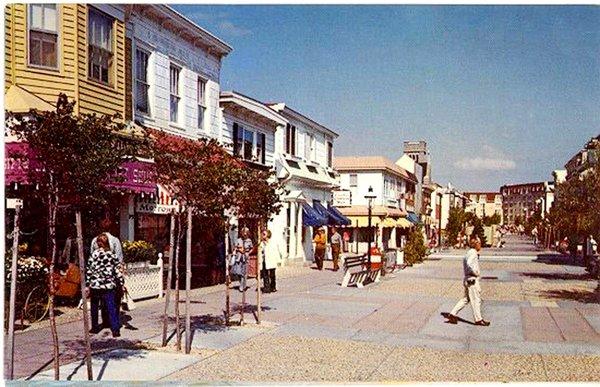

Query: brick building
[[500, 182, 546, 225]]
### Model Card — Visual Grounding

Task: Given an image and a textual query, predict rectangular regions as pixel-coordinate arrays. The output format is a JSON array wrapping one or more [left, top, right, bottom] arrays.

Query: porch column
[[296, 203, 303, 261], [120, 195, 135, 241]]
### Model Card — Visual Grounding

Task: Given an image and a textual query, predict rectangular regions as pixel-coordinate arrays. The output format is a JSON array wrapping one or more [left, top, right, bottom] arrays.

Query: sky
[[173, 5, 600, 191]]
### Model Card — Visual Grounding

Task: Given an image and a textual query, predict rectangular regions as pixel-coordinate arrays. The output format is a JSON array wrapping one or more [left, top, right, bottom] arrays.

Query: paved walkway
[[6, 236, 600, 382]]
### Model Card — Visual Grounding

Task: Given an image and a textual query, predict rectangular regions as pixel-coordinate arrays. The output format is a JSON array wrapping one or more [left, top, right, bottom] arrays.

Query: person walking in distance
[[90, 218, 124, 329], [260, 229, 283, 293], [330, 226, 342, 271], [312, 227, 327, 270], [445, 236, 490, 326]]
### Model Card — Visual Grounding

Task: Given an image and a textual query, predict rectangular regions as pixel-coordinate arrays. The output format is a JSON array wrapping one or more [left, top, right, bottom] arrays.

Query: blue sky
[[174, 5, 600, 191]]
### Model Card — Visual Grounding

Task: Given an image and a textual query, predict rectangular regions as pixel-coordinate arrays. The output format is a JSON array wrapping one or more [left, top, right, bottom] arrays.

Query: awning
[[407, 211, 420, 224], [396, 218, 413, 228], [107, 160, 157, 195], [5, 84, 55, 113], [327, 204, 351, 226], [301, 203, 327, 227], [312, 200, 351, 226], [347, 216, 381, 227], [380, 217, 397, 228]]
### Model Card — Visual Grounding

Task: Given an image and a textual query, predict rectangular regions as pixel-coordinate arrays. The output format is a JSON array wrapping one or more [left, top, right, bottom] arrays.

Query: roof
[[333, 156, 417, 183], [135, 5, 232, 57], [5, 84, 55, 113], [220, 91, 288, 127], [268, 103, 339, 138]]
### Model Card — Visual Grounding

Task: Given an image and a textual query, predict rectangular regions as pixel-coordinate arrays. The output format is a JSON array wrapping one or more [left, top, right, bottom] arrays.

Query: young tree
[[445, 207, 466, 247], [7, 94, 139, 380], [404, 225, 427, 264]]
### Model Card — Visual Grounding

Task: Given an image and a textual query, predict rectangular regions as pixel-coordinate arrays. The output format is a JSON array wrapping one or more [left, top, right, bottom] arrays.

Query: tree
[[446, 207, 466, 247], [404, 225, 427, 264], [549, 159, 600, 247], [483, 213, 501, 226], [7, 94, 139, 380]]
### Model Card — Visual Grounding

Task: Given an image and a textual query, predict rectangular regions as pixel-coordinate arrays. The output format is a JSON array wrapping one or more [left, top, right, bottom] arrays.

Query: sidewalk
[[6, 243, 600, 382]]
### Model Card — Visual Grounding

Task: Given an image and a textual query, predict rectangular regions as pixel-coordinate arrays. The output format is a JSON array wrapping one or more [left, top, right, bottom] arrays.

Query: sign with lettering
[[333, 190, 351, 207]]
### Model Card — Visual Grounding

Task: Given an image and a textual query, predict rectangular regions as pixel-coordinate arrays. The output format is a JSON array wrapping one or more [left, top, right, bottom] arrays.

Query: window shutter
[[233, 123, 239, 156], [260, 133, 266, 164]]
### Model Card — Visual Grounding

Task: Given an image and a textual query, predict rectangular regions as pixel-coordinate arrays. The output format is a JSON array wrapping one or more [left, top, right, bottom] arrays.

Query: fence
[[124, 256, 163, 301]]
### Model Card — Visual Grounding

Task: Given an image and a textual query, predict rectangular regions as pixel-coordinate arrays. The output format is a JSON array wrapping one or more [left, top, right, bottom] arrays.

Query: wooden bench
[[341, 254, 382, 288]]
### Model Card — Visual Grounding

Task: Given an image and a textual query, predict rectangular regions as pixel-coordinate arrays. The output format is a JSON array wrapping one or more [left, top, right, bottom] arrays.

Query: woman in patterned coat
[[85, 233, 124, 337]]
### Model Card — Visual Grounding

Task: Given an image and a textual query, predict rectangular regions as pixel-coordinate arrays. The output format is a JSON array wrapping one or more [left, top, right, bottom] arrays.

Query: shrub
[[122, 240, 158, 264], [404, 225, 427, 265]]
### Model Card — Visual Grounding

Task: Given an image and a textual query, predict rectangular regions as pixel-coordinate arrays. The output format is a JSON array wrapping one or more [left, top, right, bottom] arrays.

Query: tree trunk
[[7, 204, 21, 379], [256, 222, 262, 325], [225, 230, 231, 326], [161, 212, 176, 347], [174, 215, 182, 351], [47, 193, 60, 380], [185, 207, 192, 354], [75, 211, 93, 380]]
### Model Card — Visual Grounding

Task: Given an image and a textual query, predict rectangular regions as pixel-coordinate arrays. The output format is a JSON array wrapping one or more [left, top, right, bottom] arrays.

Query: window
[[233, 123, 266, 164], [327, 141, 333, 167], [305, 134, 312, 160], [169, 64, 180, 123], [307, 165, 318, 174], [135, 48, 150, 114], [197, 77, 206, 130], [285, 124, 296, 156], [349, 174, 357, 187], [256, 133, 266, 164], [88, 7, 113, 84], [28, 4, 59, 68]]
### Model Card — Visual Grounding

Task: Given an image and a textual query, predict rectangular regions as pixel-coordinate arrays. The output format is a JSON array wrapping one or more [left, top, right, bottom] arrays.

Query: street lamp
[[437, 192, 443, 248], [364, 186, 377, 264]]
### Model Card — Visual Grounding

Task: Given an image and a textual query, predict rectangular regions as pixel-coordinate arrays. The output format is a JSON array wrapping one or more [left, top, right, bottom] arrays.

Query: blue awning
[[327, 204, 352, 226], [313, 200, 351, 226], [302, 203, 327, 227], [407, 211, 421, 224]]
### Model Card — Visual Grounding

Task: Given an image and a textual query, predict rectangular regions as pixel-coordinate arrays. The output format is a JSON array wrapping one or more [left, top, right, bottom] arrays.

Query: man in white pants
[[445, 236, 490, 326]]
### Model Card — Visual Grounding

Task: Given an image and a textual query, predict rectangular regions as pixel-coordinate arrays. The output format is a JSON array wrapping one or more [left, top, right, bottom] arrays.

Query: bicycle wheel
[[23, 286, 50, 323]]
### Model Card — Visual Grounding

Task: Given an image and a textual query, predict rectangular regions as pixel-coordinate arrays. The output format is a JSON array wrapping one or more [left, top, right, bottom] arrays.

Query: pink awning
[[5, 142, 156, 194]]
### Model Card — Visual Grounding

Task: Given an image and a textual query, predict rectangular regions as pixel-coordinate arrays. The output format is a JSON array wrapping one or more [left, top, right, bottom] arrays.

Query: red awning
[[5, 142, 156, 194]]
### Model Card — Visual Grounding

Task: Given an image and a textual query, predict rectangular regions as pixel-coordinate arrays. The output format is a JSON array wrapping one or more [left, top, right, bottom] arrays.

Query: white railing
[[124, 255, 164, 301]]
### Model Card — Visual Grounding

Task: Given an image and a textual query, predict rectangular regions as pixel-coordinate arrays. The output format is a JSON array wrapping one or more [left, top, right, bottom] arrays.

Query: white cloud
[[454, 157, 516, 171], [218, 21, 251, 37]]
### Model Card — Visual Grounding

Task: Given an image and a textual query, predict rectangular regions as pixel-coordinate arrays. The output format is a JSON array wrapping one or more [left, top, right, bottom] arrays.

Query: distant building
[[403, 141, 431, 185], [464, 192, 503, 223], [500, 182, 547, 224], [565, 135, 599, 180], [436, 183, 469, 230]]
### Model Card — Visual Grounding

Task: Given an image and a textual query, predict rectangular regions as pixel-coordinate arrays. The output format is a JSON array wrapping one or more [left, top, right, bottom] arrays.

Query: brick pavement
[[7, 235, 600, 382]]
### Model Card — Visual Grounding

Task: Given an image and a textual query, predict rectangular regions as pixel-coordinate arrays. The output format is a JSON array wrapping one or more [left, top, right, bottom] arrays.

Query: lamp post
[[365, 186, 376, 264], [437, 192, 443, 248]]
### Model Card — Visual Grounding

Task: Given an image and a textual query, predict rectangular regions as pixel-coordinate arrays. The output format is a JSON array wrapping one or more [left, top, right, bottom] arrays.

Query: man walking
[[330, 227, 342, 271], [312, 227, 327, 270], [445, 236, 490, 326]]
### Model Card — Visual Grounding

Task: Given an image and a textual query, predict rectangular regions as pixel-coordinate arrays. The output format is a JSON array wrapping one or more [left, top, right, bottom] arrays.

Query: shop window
[[28, 4, 59, 69], [88, 7, 114, 85]]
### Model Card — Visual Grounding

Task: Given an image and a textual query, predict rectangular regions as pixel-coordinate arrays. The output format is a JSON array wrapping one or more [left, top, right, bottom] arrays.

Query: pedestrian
[[260, 229, 283, 293], [312, 227, 327, 270], [532, 226, 538, 245], [445, 236, 490, 326], [232, 227, 252, 292], [90, 218, 124, 329], [86, 233, 124, 337], [329, 226, 342, 271]]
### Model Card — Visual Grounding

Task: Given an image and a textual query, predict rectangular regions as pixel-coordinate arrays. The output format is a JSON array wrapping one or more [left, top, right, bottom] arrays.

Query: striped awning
[[396, 218, 413, 228], [380, 217, 397, 228], [347, 216, 381, 228]]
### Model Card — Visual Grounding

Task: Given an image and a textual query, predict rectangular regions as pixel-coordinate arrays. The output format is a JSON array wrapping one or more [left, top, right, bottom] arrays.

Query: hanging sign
[[333, 190, 351, 207]]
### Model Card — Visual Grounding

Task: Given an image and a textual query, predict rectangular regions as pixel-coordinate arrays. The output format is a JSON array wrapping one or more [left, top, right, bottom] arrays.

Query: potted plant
[[122, 240, 158, 268]]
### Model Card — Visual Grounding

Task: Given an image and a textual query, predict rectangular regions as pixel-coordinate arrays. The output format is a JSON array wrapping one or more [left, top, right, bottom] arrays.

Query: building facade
[[464, 192, 503, 222], [500, 182, 547, 224], [334, 156, 417, 253], [268, 103, 340, 264]]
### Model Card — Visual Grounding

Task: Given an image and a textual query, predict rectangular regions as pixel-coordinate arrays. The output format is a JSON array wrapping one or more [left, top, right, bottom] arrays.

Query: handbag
[[122, 289, 136, 311]]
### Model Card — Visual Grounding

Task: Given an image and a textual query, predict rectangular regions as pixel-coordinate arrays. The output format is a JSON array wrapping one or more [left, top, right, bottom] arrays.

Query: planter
[[124, 256, 163, 301]]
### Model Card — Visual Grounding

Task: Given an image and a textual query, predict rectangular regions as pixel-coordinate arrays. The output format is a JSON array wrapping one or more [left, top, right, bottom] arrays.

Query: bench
[[341, 254, 382, 288]]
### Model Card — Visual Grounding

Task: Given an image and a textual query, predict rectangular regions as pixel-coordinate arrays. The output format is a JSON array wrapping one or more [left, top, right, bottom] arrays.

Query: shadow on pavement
[[537, 286, 600, 304], [533, 254, 585, 267], [520, 272, 594, 281], [440, 312, 476, 325]]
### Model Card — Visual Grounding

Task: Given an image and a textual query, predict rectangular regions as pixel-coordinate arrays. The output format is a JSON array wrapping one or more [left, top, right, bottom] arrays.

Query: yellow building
[[5, 4, 126, 117]]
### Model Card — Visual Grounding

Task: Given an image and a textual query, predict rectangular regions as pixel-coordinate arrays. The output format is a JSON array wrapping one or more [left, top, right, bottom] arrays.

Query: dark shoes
[[112, 330, 121, 338], [475, 320, 491, 326], [445, 314, 458, 324], [89, 327, 102, 334]]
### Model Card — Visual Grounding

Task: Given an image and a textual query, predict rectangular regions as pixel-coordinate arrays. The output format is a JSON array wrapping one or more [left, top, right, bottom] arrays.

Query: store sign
[[333, 190, 351, 207], [136, 201, 177, 214], [6, 198, 23, 209]]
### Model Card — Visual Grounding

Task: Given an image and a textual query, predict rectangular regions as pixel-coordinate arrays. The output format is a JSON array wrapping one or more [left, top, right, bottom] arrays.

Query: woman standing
[[232, 227, 253, 292], [313, 227, 327, 270], [260, 229, 283, 293], [86, 233, 123, 337]]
